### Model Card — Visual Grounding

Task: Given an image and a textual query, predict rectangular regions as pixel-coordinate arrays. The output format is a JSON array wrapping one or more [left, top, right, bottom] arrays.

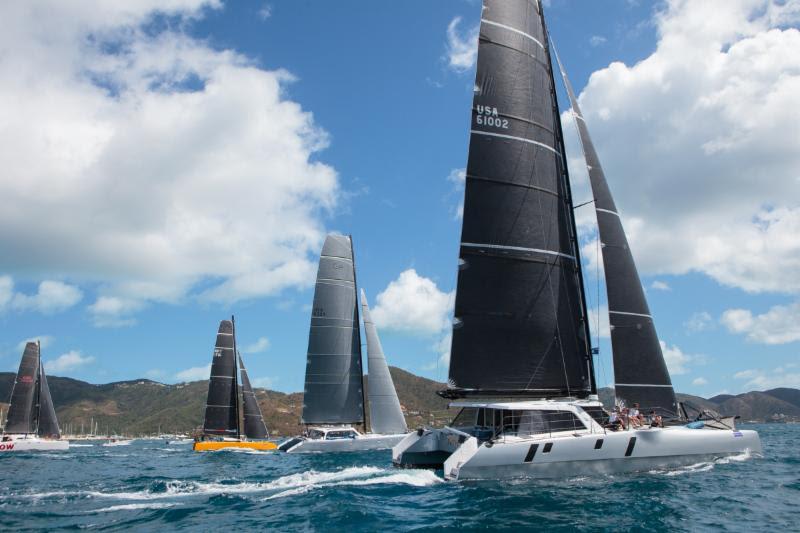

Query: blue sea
[[1, 424, 796, 531]]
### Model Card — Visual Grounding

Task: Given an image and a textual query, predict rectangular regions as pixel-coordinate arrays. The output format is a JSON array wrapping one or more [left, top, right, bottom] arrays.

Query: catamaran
[[279, 234, 409, 453], [1, 342, 69, 452], [393, 0, 761, 480], [193, 318, 277, 452]]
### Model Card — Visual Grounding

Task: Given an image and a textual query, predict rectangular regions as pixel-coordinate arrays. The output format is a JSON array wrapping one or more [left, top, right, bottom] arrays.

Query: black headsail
[[239, 354, 269, 440], [201, 320, 240, 437], [553, 50, 679, 417], [301, 234, 365, 425], [4, 342, 40, 434], [445, 0, 595, 398], [37, 350, 61, 439]]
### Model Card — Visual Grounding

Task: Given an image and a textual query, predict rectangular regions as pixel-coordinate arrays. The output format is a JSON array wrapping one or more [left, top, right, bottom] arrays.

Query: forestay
[[446, 0, 594, 398]]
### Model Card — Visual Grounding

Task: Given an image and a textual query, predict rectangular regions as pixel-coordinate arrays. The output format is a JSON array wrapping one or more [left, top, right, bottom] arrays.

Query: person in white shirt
[[629, 403, 644, 428]]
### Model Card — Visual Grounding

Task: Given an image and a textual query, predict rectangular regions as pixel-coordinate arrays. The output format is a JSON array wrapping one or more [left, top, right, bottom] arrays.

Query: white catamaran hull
[[0, 436, 69, 453], [282, 433, 407, 453], [393, 426, 761, 480]]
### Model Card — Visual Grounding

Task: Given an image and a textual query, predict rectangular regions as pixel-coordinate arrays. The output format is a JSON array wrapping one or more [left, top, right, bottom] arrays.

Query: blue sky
[[0, 0, 798, 397]]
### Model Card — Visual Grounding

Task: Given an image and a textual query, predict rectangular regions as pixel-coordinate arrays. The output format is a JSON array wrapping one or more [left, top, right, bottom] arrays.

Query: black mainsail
[[201, 320, 240, 437], [239, 354, 269, 440], [445, 0, 594, 398], [302, 234, 365, 425], [554, 50, 679, 417], [4, 342, 41, 434]]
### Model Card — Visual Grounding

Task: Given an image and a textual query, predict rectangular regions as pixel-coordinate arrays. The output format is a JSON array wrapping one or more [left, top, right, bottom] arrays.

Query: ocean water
[[0, 424, 796, 531]]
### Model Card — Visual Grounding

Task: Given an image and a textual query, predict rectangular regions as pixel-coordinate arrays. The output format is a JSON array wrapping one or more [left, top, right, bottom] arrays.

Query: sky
[[0, 0, 798, 398]]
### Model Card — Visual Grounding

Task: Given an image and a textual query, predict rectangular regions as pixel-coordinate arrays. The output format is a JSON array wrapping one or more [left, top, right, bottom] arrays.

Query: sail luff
[[553, 47, 679, 417], [239, 354, 269, 440], [446, 0, 593, 398], [37, 350, 61, 439], [4, 342, 40, 434], [201, 320, 240, 436], [301, 234, 365, 425], [360, 290, 407, 435]]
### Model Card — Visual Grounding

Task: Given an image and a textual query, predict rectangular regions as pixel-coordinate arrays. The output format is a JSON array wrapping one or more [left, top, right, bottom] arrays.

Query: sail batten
[[446, 0, 593, 398], [201, 320, 240, 436], [361, 290, 407, 435], [554, 47, 679, 417], [301, 235, 365, 425]]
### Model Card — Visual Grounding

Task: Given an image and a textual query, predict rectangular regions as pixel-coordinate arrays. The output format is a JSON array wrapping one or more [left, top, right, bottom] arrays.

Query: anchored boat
[[1, 342, 69, 453], [393, 0, 761, 480], [280, 235, 408, 453], [193, 318, 277, 452]]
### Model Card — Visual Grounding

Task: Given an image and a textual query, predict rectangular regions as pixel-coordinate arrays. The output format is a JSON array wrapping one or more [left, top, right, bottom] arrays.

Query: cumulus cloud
[[175, 364, 211, 382], [445, 17, 479, 72], [721, 302, 800, 344], [587, 304, 611, 339], [371, 269, 454, 335], [446, 168, 466, 220], [733, 366, 800, 390], [0, 277, 83, 314], [659, 340, 692, 375], [565, 0, 800, 295], [0, 1, 339, 324], [251, 376, 275, 389], [241, 336, 270, 354], [590, 35, 607, 47], [692, 377, 708, 386], [650, 280, 671, 291], [685, 311, 714, 333], [46, 350, 95, 374]]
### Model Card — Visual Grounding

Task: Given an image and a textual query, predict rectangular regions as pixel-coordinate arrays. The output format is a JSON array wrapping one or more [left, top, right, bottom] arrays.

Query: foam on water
[[69, 444, 94, 447], [91, 503, 176, 513], [648, 450, 754, 476]]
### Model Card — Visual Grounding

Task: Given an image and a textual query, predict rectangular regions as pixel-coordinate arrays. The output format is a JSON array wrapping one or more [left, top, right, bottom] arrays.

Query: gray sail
[[201, 320, 240, 436], [37, 360, 61, 438], [4, 342, 40, 434], [554, 49, 678, 417], [445, 0, 595, 398], [360, 290, 407, 435], [301, 234, 365, 425], [239, 354, 269, 440]]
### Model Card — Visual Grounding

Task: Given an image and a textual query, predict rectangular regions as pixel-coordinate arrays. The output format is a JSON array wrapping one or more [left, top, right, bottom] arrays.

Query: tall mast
[[350, 235, 368, 430], [232, 315, 242, 439]]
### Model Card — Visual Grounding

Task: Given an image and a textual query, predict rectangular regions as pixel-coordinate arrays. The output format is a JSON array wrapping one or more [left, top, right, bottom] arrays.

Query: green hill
[[1, 370, 797, 437]]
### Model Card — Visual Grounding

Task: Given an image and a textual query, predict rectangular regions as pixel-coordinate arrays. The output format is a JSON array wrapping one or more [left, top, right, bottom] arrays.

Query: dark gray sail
[[301, 234, 365, 425], [239, 354, 269, 440], [201, 320, 240, 436], [446, 0, 594, 398], [360, 290, 407, 435], [4, 342, 40, 434], [37, 361, 61, 438], [554, 50, 678, 417]]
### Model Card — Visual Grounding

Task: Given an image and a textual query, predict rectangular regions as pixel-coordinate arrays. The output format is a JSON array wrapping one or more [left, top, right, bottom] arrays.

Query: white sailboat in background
[[393, 0, 760, 480], [280, 235, 409, 453], [1, 342, 69, 453]]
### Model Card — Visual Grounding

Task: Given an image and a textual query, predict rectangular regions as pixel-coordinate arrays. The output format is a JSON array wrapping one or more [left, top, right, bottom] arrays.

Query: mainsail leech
[[301, 235, 365, 425], [553, 46, 679, 417], [446, 0, 593, 398], [361, 290, 407, 435]]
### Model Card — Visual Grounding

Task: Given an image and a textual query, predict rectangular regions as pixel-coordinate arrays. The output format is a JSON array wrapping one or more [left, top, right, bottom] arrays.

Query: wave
[[91, 503, 176, 513], [69, 444, 94, 447], [13, 467, 442, 504], [263, 467, 443, 500], [648, 450, 754, 476]]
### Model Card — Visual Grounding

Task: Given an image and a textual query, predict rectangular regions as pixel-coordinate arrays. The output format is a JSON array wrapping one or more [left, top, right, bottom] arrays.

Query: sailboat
[[1, 342, 69, 452], [393, 0, 761, 480], [279, 234, 409, 453], [193, 318, 277, 452]]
